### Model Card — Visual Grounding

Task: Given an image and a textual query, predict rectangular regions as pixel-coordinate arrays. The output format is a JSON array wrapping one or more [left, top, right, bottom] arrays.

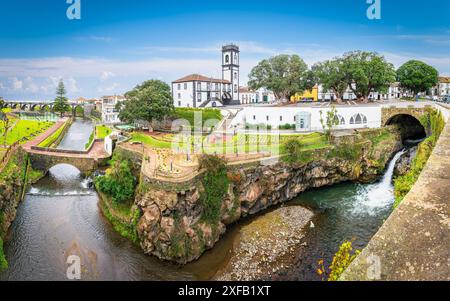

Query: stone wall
[[134, 128, 402, 264]]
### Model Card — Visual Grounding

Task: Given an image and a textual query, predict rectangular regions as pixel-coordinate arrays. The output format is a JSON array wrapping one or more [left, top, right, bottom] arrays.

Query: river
[[0, 120, 406, 280], [57, 119, 94, 151]]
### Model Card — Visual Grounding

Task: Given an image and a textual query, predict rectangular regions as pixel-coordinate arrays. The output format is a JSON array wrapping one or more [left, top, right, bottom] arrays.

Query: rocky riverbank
[[214, 206, 314, 281], [134, 128, 402, 264]]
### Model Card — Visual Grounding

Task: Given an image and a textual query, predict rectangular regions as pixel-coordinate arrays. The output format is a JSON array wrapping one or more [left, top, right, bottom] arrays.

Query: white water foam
[[350, 149, 406, 216]]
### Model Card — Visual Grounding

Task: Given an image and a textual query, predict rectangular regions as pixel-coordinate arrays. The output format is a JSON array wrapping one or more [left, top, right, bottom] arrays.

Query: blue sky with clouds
[[0, 0, 449, 100]]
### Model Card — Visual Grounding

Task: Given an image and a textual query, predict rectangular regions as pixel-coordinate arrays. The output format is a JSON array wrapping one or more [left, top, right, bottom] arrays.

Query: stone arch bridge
[[381, 104, 440, 139], [25, 140, 111, 174], [4, 101, 87, 117]]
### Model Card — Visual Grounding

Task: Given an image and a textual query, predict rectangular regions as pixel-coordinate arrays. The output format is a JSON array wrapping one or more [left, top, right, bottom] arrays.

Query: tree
[[312, 58, 348, 103], [248, 54, 308, 103], [118, 80, 173, 124], [397, 60, 439, 98], [0, 97, 5, 110], [319, 106, 339, 143], [342, 51, 396, 102], [53, 80, 71, 117], [0, 111, 12, 147]]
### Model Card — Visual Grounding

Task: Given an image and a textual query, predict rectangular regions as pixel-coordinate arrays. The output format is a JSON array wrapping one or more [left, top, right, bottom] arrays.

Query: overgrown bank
[[0, 148, 40, 271]]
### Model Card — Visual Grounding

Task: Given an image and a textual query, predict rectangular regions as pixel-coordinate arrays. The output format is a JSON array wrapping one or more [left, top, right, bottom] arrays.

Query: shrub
[[95, 153, 137, 204], [317, 241, 360, 281], [198, 154, 229, 225], [279, 123, 295, 130]]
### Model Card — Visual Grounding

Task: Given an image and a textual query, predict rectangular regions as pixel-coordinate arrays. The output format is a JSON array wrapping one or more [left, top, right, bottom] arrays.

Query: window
[[234, 54, 238, 62], [253, 115, 256, 120], [178, 93, 181, 99], [177, 84, 181, 90], [234, 84, 238, 93], [184, 83, 187, 90], [198, 94, 202, 102], [215, 83, 218, 90], [350, 114, 367, 125], [234, 72, 238, 80], [225, 55, 229, 64], [266, 116, 269, 121], [333, 114, 345, 125], [280, 116, 283, 122], [178, 101, 181, 107], [197, 82, 201, 91]]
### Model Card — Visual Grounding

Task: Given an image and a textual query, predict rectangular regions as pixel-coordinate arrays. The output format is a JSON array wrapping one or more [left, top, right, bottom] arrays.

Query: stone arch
[[385, 114, 427, 141]]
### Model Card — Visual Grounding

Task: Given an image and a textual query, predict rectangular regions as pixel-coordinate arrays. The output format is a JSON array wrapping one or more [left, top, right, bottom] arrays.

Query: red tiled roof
[[439, 77, 450, 84], [173, 74, 230, 84]]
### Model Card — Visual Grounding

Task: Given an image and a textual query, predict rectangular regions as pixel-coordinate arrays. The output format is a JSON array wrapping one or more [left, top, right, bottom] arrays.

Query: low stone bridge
[[26, 140, 110, 174]]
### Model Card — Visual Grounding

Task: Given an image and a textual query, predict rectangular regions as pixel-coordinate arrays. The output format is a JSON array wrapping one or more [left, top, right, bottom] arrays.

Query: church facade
[[172, 44, 240, 108]]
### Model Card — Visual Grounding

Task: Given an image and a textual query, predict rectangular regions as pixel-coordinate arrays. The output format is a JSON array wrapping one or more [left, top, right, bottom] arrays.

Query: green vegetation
[[95, 153, 137, 204], [397, 60, 439, 98], [96, 125, 112, 139], [249, 54, 308, 102], [53, 80, 71, 117], [278, 123, 295, 130], [0, 119, 54, 146], [283, 138, 313, 164], [173, 108, 222, 127], [319, 105, 339, 142], [317, 241, 360, 281], [75, 106, 84, 117], [119, 79, 174, 124], [198, 155, 230, 226], [0, 237, 7, 271], [38, 119, 71, 148], [99, 193, 140, 243], [394, 110, 445, 208], [85, 130, 94, 150]]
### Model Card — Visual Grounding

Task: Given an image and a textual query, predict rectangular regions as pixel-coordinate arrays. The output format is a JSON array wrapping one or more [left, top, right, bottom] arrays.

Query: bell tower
[[222, 44, 240, 102]]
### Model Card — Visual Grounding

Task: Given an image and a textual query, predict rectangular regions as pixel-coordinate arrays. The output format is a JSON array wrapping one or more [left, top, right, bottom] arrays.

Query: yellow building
[[290, 84, 319, 102]]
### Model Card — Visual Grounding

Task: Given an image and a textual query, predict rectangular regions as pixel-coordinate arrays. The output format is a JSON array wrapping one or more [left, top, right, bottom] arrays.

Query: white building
[[172, 74, 231, 108], [317, 83, 402, 102], [101, 95, 125, 124], [172, 44, 241, 108], [239, 87, 276, 104], [431, 77, 450, 97], [230, 105, 382, 132]]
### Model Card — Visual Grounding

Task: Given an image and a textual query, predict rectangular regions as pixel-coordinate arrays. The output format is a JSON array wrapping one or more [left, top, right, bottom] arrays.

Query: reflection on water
[[57, 119, 94, 151], [0, 165, 193, 281], [1, 151, 404, 281]]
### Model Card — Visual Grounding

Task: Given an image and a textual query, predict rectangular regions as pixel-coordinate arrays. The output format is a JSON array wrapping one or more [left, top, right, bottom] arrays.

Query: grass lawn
[[172, 108, 223, 127], [96, 125, 113, 139], [0, 119, 54, 146]]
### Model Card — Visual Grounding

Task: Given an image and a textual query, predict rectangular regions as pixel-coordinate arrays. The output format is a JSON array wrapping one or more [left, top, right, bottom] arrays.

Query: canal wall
[[134, 128, 403, 264], [341, 112, 450, 281]]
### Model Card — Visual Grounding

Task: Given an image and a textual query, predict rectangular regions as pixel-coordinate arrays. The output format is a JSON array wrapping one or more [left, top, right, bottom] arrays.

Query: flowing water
[[0, 119, 407, 280], [57, 119, 94, 151]]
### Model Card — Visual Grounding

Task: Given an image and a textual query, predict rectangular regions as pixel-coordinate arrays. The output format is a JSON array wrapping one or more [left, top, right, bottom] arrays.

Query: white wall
[[173, 82, 194, 108], [230, 106, 382, 131]]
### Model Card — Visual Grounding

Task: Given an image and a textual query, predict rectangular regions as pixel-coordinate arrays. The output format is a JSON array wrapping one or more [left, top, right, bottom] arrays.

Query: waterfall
[[351, 149, 406, 216]]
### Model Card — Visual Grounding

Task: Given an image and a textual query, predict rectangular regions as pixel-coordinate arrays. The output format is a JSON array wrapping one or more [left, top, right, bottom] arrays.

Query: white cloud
[[10, 77, 23, 91], [98, 82, 120, 93], [100, 71, 115, 81]]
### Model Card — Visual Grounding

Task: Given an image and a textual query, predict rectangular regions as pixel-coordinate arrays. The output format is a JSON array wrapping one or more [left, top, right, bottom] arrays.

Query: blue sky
[[0, 0, 449, 100]]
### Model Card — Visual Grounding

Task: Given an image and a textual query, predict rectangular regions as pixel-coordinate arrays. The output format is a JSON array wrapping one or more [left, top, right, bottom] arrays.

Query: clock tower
[[222, 44, 240, 103]]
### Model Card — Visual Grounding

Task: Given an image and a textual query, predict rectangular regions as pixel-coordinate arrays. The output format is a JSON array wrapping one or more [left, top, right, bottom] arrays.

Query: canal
[[0, 120, 404, 280]]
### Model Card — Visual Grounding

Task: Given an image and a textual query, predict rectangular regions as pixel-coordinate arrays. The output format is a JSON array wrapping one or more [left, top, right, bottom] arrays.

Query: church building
[[172, 44, 240, 108]]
